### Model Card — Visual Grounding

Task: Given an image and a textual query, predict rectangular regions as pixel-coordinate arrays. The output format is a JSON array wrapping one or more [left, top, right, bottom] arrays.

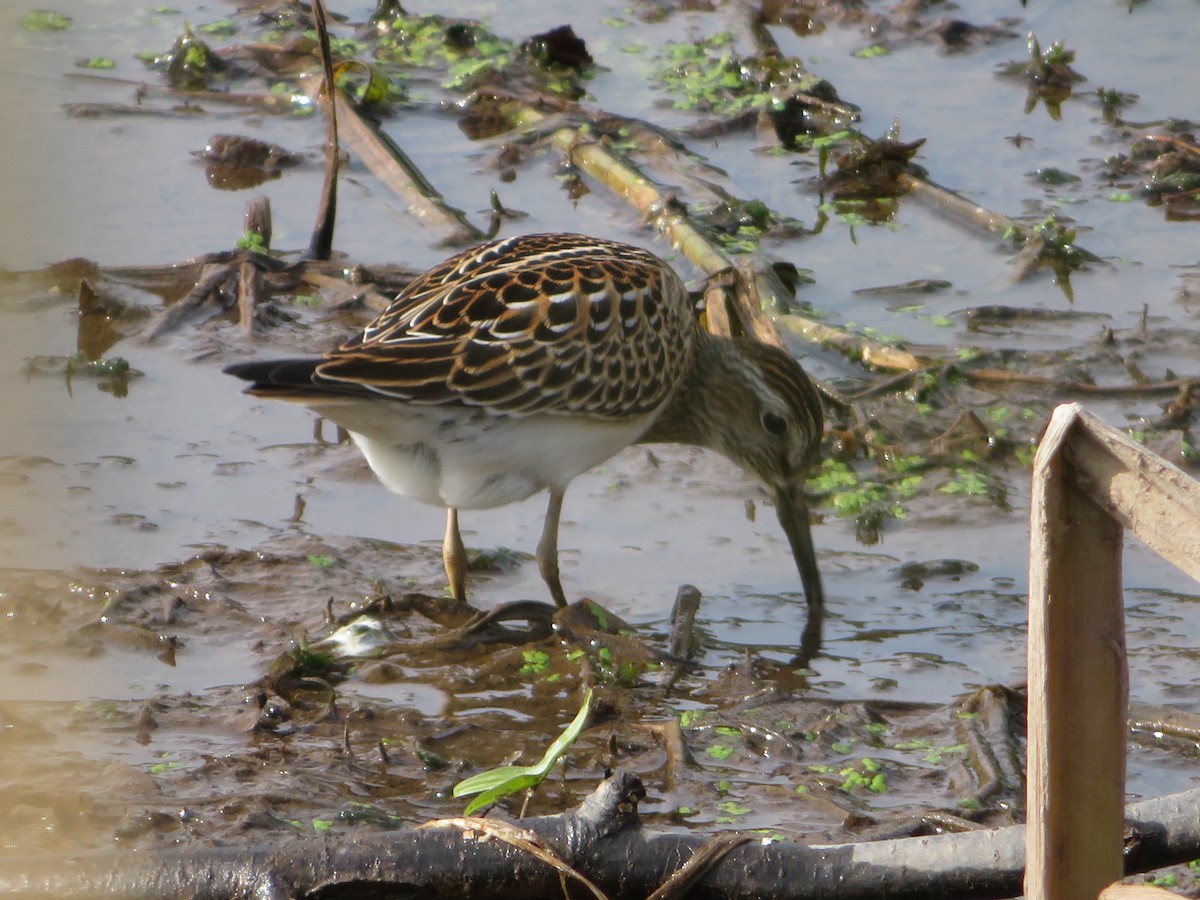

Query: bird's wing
[[313, 233, 695, 418]]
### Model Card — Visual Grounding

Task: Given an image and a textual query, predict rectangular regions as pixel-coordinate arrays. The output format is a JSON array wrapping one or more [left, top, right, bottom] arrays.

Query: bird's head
[[704, 340, 826, 627], [716, 341, 823, 485]]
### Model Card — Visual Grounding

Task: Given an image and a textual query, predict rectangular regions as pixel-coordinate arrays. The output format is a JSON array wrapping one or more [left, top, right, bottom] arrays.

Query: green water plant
[[808, 454, 926, 541], [146, 23, 225, 90], [653, 31, 821, 117], [21, 9, 71, 31], [452, 688, 593, 815], [1000, 34, 1084, 120]]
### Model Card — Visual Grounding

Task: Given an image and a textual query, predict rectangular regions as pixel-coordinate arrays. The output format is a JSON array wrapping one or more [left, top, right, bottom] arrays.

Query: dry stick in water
[[777, 314, 926, 373], [328, 88, 482, 246], [895, 171, 1104, 289], [895, 172, 1018, 237]]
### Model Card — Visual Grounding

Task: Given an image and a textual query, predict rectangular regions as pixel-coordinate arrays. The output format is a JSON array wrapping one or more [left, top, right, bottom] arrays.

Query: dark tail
[[223, 358, 369, 399]]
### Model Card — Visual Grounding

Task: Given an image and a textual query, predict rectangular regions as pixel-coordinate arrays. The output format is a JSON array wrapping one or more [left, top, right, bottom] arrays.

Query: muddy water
[[1, 0, 1199, 878]]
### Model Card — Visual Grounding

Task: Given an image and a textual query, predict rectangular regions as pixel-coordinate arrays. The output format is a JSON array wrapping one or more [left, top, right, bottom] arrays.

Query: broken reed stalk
[[605, 120, 734, 206], [701, 279, 734, 339], [750, 237, 925, 371], [244, 195, 273, 249], [896, 171, 1103, 287], [237, 260, 261, 337], [730, 263, 787, 349], [240, 195, 270, 333], [522, 106, 732, 275]]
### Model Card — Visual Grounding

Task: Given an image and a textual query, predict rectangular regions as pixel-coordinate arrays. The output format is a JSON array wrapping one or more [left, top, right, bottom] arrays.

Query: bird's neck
[[638, 330, 733, 449]]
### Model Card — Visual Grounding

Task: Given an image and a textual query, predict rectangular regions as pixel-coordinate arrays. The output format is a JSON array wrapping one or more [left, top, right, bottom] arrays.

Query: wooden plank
[[1100, 886, 1185, 899], [1065, 407, 1200, 583], [1026, 403, 1129, 900]]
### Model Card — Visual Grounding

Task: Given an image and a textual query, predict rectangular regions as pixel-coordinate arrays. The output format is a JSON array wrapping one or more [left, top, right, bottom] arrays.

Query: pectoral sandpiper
[[226, 233, 826, 652]]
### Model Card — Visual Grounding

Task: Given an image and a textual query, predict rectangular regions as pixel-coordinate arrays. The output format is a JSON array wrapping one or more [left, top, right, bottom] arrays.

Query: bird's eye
[[761, 411, 788, 436]]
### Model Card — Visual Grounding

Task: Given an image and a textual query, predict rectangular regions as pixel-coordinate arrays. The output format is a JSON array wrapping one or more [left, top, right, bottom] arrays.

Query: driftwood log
[[2, 771, 1198, 899]]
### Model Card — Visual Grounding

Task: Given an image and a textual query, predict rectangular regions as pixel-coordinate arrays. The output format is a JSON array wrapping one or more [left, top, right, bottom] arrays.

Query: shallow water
[[0, 0, 1198, 875]]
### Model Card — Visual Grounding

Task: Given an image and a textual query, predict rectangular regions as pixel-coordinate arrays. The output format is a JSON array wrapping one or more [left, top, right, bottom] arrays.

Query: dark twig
[[307, 0, 338, 261]]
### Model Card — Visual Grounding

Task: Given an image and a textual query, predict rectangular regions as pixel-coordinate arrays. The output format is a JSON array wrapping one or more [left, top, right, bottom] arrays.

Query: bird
[[225, 233, 826, 649]]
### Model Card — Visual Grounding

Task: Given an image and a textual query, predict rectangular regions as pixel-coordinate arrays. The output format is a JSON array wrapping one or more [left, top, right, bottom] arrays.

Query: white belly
[[308, 398, 654, 510]]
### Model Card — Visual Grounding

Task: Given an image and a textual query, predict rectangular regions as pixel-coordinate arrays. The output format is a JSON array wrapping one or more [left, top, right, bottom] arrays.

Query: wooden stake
[[1027, 403, 1200, 898]]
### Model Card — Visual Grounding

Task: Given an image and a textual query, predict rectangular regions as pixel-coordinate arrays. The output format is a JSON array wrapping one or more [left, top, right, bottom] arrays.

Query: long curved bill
[[774, 480, 825, 665]]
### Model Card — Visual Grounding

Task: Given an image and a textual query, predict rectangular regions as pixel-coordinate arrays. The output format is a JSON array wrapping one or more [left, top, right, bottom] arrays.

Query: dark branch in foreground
[[2, 771, 1198, 899]]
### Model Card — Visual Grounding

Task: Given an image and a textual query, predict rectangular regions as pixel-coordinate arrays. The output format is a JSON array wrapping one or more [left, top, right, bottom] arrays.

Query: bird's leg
[[443, 507, 467, 602], [536, 488, 568, 607]]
